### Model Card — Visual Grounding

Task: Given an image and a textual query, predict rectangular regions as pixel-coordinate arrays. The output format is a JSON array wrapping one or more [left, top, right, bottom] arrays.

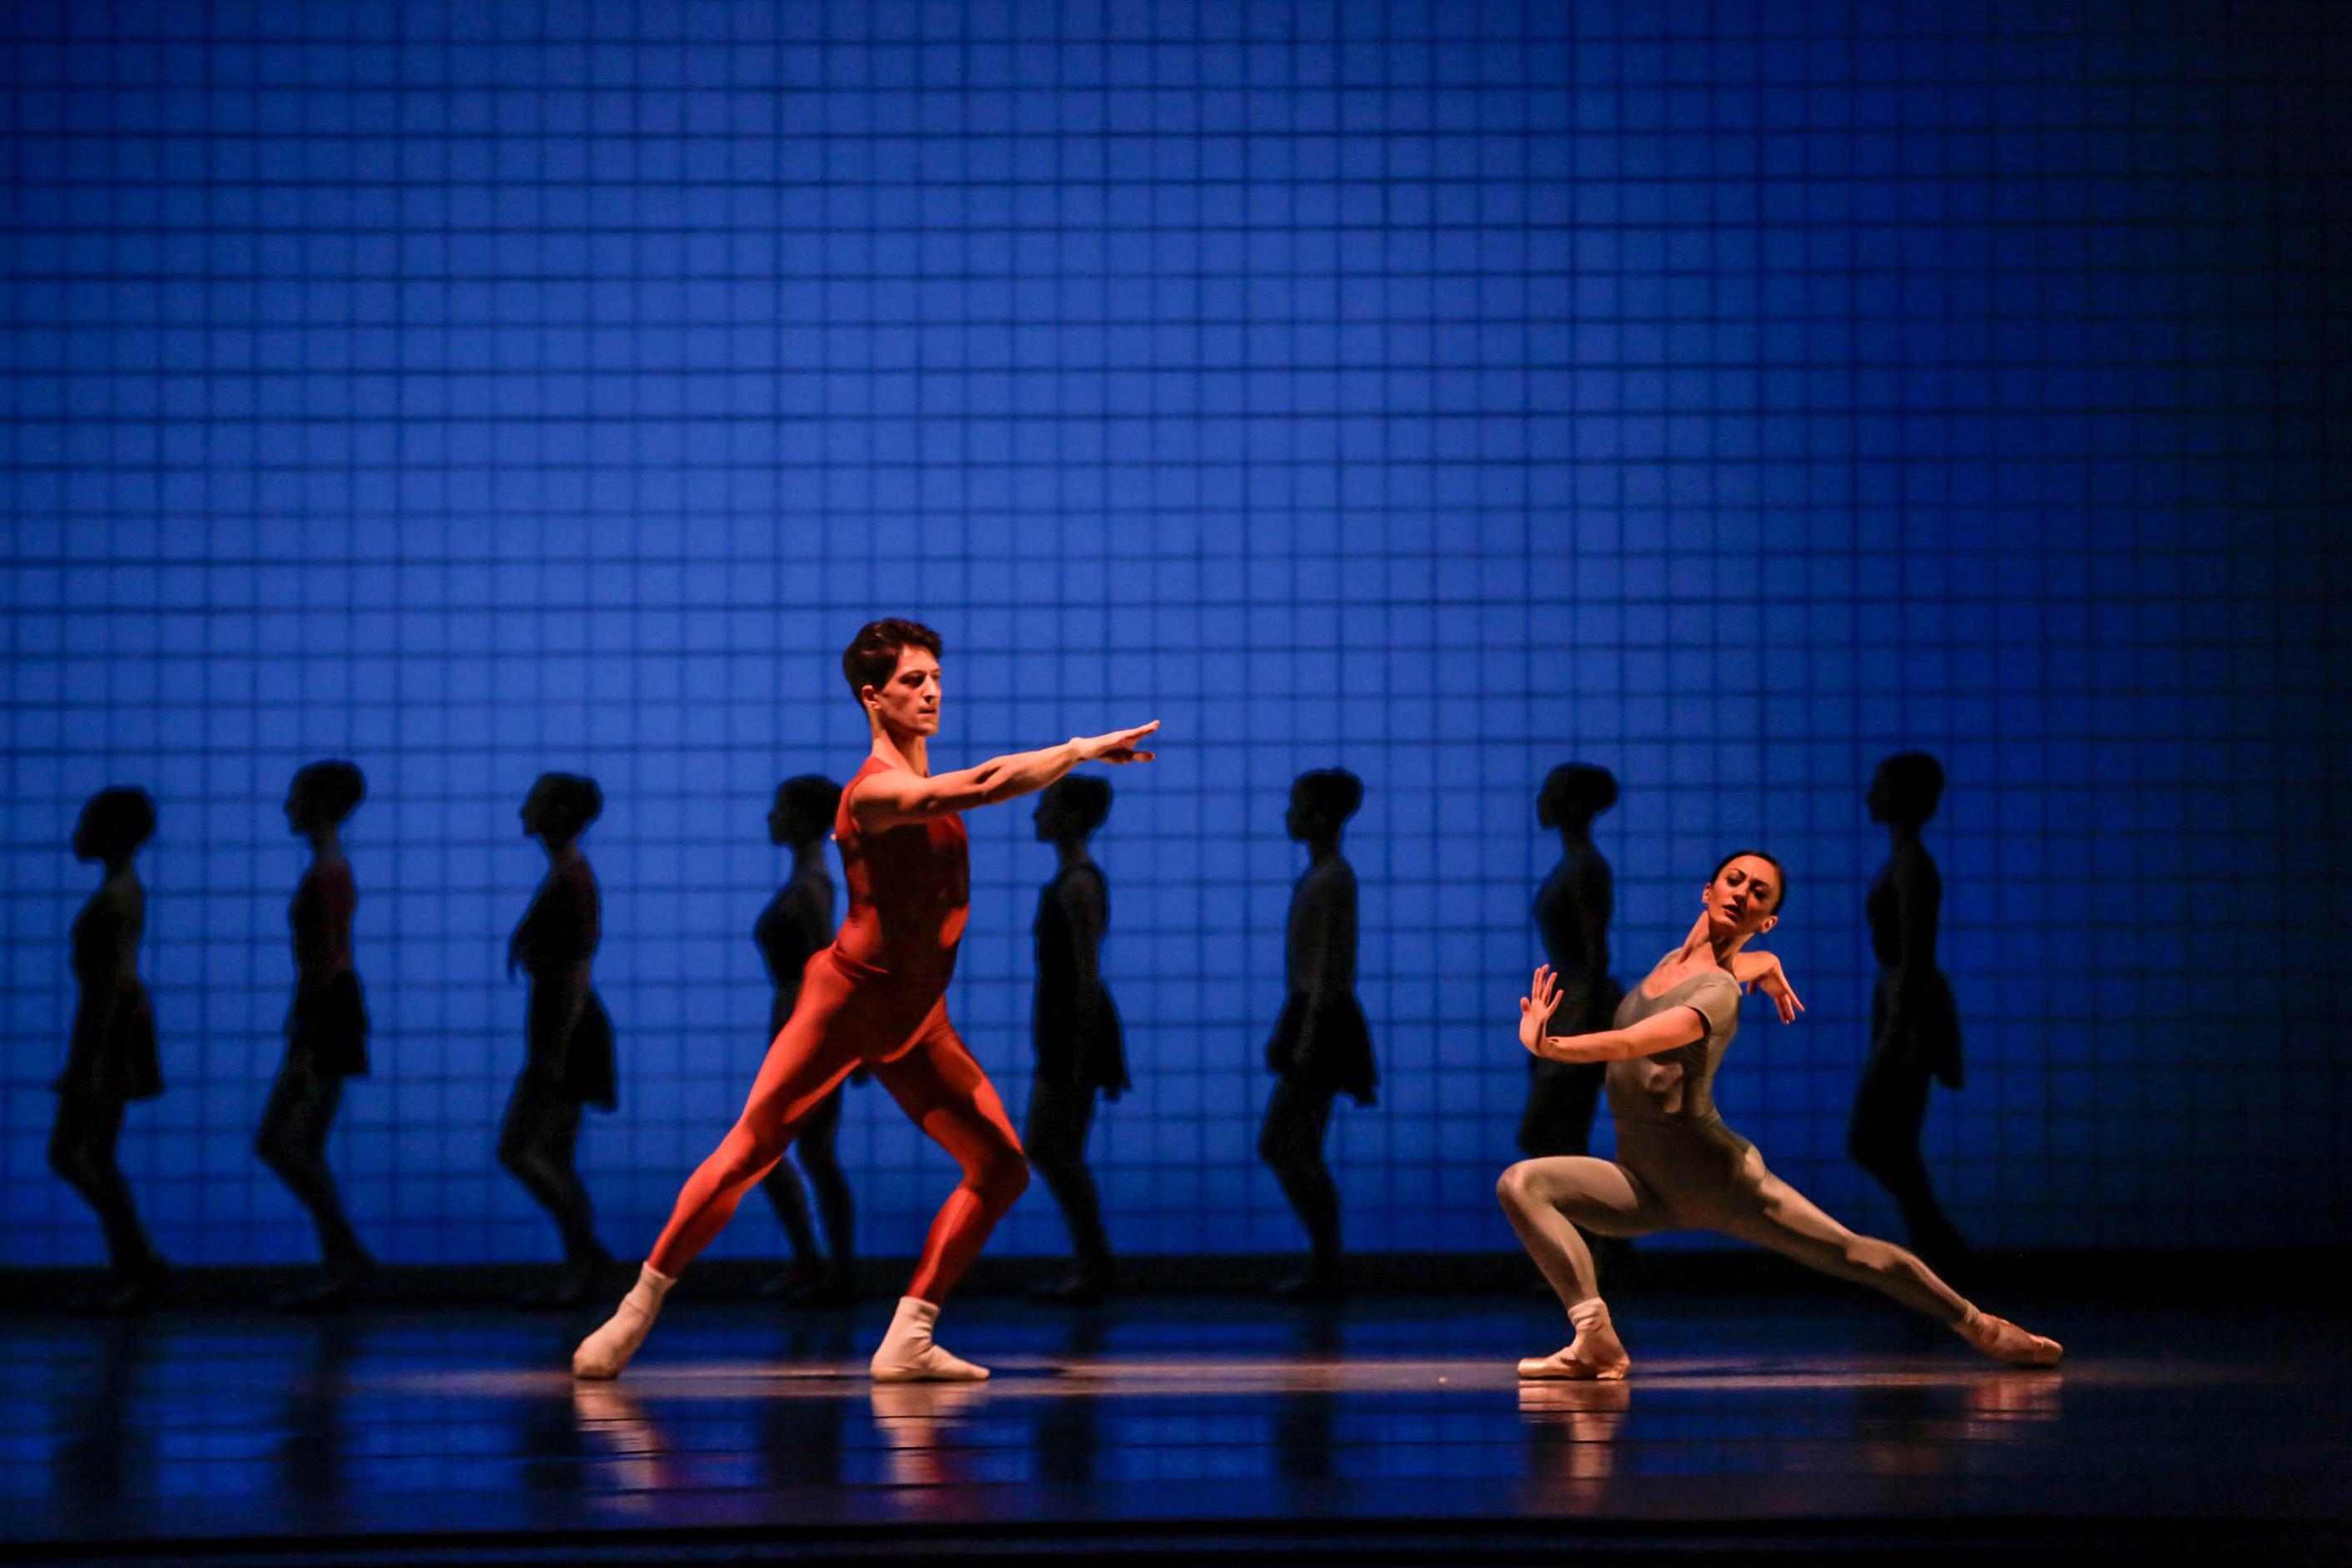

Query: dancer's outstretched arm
[[1518, 954, 1800, 1062], [1516, 964, 1709, 1064], [855, 722, 1159, 829]]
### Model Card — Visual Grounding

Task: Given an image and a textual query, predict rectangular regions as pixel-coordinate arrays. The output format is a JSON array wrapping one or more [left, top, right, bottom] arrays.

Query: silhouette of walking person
[[50, 787, 167, 1314], [1025, 775, 1128, 1304], [1518, 765, 1622, 1162], [1848, 752, 1969, 1265], [503, 772, 616, 1307], [258, 761, 375, 1311], [755, 774, 861, 1305], [1258, 768, 1376, 1300]]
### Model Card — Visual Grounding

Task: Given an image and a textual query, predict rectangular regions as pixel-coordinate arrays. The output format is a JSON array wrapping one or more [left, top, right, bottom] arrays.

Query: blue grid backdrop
[[4, 0, 2346, 1268]]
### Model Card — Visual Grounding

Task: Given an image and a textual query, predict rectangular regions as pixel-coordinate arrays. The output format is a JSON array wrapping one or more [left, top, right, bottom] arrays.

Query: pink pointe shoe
[[1518, 1296, 1631, 1381], [1959, 1308, 2063, 1367]]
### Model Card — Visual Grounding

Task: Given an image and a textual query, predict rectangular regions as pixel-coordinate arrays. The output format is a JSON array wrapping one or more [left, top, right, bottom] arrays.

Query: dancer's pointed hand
[[1520, 964, 1563, 1058], [1077, 720, 1159, 765], [1740, 952, 1804, 1023]]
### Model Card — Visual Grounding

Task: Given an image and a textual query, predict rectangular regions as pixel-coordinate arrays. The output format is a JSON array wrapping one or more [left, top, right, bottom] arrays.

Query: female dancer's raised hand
[[1519, 964, 1563, 1058], [1739, 952, 1805, 1024], [1076, 721, 1160, 765]]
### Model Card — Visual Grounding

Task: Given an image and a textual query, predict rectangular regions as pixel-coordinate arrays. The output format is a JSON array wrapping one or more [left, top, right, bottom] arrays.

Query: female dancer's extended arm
[[1519, 962, 1707, 1064], [853, 722, 1159, 829], [1520, 950, 1802, 1062]]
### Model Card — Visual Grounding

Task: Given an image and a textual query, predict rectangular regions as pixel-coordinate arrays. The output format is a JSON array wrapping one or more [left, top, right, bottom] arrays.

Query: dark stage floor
[[5, 1288, 2346, 1565]]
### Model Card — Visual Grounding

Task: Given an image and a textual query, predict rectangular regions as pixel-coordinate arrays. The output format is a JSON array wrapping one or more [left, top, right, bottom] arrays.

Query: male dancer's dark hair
[[841, 618, 944, 699]]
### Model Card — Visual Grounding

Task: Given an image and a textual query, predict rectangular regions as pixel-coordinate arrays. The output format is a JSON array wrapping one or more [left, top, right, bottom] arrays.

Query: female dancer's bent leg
[[1496, 1156, 1666, 1378], [257, 1057, 369, 1271], [1025, 1078, 1111, 1292]]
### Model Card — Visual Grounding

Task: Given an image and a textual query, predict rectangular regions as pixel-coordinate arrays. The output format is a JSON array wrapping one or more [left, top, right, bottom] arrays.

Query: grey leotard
[[1605, 960, 1744, 1130], [1504, 950, 1975, 1327], [1602, 957, 1760, 1216]]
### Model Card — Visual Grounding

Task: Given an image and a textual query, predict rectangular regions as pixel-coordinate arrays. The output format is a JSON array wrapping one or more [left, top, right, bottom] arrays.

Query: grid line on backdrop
[[2, 0, 2346, 1266]]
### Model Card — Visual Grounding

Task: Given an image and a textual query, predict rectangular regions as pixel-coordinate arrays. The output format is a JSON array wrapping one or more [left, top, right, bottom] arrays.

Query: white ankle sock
[[870, 1294, 990, 1383], [572, 1263, 673, 1381]]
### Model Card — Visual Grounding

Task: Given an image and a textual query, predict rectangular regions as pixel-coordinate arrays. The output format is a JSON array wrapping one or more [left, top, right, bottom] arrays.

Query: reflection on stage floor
[[2, 1290, 2344, 1561]]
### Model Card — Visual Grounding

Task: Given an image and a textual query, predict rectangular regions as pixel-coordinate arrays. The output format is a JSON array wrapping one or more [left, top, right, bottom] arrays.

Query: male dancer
[[574, 618, 1157, 1382]]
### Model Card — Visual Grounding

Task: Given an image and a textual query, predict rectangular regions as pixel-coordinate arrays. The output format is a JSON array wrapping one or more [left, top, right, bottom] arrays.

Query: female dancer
[[1025, 775, 1128, 1303], [1499, 851, 2060, 1377], [503, 772, 616, 1307], [258, 761, 375, 1310], [1848, 752, 1968, 1263], [50, 786, 167, 1313], [1518, 763, 1621, 1161], [574, 618, 1157, 1382], [1258, 767, 1376, 1300], [754, 774, 860, 1304]]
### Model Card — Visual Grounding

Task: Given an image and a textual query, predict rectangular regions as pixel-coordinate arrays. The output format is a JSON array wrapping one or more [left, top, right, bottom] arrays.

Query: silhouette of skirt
[[1265, 992, 1377, 1105], [1033, 986, 1128, 1097], [287, 970, 370, 1078], [54, 981, 161, 1103], [526, 981, 616, 1110], [1869, 968, 1962, 1090]]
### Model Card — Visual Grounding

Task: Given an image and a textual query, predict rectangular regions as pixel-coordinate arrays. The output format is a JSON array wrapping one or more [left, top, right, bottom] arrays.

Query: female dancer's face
[[1703, 855, 1780, 939], [866, 647, 943, 740]]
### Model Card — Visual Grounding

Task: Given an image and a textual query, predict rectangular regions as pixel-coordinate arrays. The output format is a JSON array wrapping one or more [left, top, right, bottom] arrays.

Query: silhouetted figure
[[755, 774, 859, 1305], [258, 761, 375, 1312], [1258, 768, 1376, 1300], [1518, 764, 1622, 1161], [49, 787, 166, 1314], [1848, 752, 1969, 1264], [1025, 775, 1128, 1304], [503, 772, 616, 1307]]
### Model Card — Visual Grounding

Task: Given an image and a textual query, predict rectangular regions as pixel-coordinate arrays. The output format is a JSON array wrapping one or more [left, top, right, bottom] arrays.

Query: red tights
[[647, 951, 1026, 1300]]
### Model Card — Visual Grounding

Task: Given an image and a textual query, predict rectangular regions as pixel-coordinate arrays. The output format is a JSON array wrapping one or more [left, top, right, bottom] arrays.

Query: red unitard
[[647, 757, 1026, 1298]]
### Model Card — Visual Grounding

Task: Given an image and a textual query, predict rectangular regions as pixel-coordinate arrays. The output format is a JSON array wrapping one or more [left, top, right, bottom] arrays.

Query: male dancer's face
[[866, 647, 943, 739], [1704, 856, 1779, 939]]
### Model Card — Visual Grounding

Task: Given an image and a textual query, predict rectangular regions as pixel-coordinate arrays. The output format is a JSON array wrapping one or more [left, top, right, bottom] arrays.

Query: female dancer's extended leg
[[1697, 1149, 2057, 1364], [1702, 1147, 1966, 1322]]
